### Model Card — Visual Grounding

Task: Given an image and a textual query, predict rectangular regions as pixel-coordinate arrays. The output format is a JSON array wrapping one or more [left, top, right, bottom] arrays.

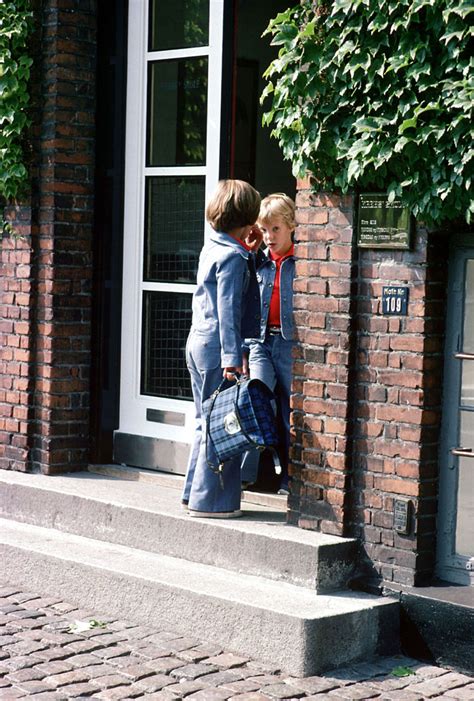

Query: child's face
[[259, 217, 293, 257]]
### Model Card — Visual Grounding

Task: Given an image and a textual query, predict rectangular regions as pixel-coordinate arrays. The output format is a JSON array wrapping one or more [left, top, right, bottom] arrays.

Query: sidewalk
[[1, 583, 473, 700]]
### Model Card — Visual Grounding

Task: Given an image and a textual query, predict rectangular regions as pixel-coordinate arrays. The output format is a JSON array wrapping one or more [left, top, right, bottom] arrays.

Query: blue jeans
[[241, 334, 294, 485], [182, 333, 241, 512]]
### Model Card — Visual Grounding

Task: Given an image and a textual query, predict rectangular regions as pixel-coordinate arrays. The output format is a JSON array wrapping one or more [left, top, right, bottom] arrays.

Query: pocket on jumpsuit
[[190, 336, 220, 371]]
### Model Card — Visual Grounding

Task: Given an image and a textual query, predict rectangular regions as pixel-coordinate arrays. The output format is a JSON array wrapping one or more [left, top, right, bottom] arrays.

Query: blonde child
[[241, 193, 296, 494]]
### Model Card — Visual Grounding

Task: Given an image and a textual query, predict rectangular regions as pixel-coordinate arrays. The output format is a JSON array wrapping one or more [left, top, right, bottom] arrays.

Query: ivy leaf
[[0, 0, 33, 208], [398, 117, 418, 134], [261, 0, 473, 224]]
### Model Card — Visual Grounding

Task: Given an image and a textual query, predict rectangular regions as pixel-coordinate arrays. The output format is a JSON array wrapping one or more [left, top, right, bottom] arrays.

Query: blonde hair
[[206, 179, 261, 233], [259, 193, 296, 230]]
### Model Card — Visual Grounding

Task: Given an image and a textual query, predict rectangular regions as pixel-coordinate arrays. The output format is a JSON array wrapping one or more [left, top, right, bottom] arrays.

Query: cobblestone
[[0, 584, 473, 699]]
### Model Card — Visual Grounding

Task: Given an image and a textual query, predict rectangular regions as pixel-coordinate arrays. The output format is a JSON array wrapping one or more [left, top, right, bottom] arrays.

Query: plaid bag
[[203, 377, 280, 483]]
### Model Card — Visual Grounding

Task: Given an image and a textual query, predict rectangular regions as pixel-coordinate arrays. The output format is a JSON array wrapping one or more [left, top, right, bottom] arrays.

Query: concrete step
[[0, 517, 399, 676], [89, 463, 288, 511], [0, 470, 357, 592]]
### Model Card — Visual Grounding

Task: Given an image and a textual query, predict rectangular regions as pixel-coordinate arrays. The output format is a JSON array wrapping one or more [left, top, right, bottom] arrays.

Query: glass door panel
[[144, 176, 205, 283], [456, 411, 474, 557], [141, 291, 193, 399], [461, 360, 474, 405], [438, 245, 474, 584], [149, 0, 209, 51], [464, 260, 474, 352], [147, 58, 208, 167]]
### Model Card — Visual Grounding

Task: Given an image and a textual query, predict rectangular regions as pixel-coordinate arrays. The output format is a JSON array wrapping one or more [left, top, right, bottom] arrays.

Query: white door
[[117, 0, 224, 472]]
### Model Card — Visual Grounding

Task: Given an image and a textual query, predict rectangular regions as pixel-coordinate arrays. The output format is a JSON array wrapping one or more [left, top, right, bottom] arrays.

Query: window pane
[[144, 176, 204, 283], [461, 360, 474, 407], [463, 259, 474, 353], [147, 58, 208, 167], [149, 0, 209, 51], [141, 291, 193, 399], [456, 411, 474, 556]]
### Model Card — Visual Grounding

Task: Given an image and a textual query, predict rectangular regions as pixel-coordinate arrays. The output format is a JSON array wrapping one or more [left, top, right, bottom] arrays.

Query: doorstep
[[88, 462, 288, 511]]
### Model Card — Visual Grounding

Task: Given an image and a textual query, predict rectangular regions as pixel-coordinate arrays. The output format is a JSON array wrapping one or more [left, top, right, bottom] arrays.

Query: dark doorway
[[90, 0, 128, 463], [224, 0, 296, 199]]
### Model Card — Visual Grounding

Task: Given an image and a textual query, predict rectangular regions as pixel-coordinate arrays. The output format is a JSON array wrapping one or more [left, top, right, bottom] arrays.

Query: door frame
[[116, 0, 224, 468]]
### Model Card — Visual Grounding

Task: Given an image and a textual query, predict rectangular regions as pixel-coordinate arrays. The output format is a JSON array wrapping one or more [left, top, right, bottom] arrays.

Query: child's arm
[[216, 251, 247, 374]]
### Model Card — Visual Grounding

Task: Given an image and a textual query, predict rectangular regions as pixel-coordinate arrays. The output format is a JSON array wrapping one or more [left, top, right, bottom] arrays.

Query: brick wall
[[0, 208, 34, 472], [289, 180, 356, 537], [291, 177, 448, 587], [0, 0, 96, 474], [352, 228, 448, 587]]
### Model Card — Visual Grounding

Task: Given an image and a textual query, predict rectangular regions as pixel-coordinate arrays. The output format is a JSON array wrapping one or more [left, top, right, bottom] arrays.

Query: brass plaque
[[357, 194, 412, 249]]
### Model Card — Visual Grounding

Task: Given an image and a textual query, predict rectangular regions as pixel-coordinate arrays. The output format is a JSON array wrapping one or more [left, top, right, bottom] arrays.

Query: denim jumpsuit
[[182, 231, 260, 512], [241, 247, 295, 487]]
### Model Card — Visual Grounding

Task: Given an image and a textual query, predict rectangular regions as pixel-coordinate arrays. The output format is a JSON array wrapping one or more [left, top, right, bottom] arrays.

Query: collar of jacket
[[210, 231, 250, 259], [258, 246, 295, 267]]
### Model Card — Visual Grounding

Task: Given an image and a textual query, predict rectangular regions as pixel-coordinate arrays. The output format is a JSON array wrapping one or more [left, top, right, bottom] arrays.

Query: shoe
[[241, 481, 254, 491], [188, 509, 243, 519], [277, 487, 289, 496]]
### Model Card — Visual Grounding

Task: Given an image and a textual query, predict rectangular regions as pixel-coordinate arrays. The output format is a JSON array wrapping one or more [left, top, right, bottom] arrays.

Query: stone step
[[0, 470, 357, 592], [0, 517, 399, 677], [88, 463, 288, 511]]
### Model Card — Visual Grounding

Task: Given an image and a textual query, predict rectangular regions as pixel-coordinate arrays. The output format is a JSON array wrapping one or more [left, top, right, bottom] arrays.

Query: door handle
[[454, 353, 474, 360], [451, 447, 474, 458]]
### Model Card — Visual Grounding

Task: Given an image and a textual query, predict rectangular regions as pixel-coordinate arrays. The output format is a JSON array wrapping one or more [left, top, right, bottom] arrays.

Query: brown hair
[[259, 193, 296, 230], [206, 179, 261, 233]]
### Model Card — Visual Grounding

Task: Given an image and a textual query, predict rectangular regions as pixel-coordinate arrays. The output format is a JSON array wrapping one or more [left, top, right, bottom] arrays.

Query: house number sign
[[382, 286, 408, 315]]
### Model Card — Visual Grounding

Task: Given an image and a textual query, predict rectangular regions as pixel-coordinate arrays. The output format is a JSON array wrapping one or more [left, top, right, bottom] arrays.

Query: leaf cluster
[[262, 0, 474, 225], [0, 1, 33, 207]]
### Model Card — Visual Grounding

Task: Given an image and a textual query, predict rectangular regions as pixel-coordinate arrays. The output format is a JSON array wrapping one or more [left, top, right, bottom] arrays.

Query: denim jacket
[[190, 231, 260, 367], [255, 247, 295, 341]]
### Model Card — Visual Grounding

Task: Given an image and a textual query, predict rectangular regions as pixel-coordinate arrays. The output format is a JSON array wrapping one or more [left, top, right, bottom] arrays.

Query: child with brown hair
[[182, 179, 262, 517]]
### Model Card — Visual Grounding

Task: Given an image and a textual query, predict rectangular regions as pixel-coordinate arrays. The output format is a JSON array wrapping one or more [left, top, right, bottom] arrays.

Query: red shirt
[[267, 245, 294, 328]]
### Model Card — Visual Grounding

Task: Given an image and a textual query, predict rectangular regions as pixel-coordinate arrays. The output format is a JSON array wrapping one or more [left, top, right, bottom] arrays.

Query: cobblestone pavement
[[1, 584, 473, 700]]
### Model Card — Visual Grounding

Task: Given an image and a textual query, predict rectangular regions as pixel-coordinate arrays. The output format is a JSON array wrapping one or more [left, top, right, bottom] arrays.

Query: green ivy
[[0, 1, 33, 216], [262, 0, 474, 225]]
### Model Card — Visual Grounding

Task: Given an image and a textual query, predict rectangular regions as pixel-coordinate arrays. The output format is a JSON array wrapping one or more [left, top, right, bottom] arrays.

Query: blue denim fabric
[[190, 232, 260, 367], [183, 338, 241, 512], [241, 248, 295, 487], [240, 334, 294, 485], [182, 231, 260, 512], [256, 248, 295, 342]]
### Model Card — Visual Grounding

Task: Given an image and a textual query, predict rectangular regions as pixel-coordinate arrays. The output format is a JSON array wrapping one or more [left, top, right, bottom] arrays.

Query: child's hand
[[244, 225, 263, 252], [242, 353, 249, 378], [223, 366, 242, 381]]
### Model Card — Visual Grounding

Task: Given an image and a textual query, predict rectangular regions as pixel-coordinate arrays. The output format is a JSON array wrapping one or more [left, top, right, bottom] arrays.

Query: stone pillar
[[0, 0, 97, 474], [289, 179, 356, 537], [291, 177, 447, 587]]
